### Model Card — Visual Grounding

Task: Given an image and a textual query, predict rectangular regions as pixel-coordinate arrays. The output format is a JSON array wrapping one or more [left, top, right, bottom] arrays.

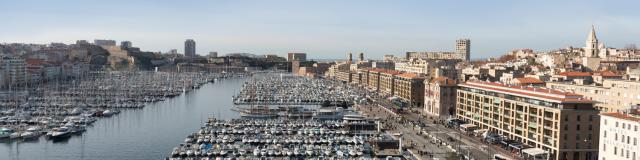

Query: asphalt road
[[354, 94, 518, 160]]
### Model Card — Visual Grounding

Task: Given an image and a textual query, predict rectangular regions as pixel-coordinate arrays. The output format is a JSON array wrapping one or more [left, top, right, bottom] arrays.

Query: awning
[[474, 129, 488, 134], [460, 124, 477, 129], [522, 148, 548, 156]]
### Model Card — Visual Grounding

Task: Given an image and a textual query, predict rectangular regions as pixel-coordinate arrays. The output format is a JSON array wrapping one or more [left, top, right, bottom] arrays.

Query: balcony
[[528, 122, 538, 128]]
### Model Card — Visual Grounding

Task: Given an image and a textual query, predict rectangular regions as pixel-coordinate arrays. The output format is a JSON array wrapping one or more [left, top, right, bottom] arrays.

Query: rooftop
[[557, 71, 592, 77], [514, 77, 545, 84], [431, 76, 456, 85], [396, 73, 424, 79], [461, 81, 592, 103], [594, 70, 622, 77], [601, 112, 640, 122]]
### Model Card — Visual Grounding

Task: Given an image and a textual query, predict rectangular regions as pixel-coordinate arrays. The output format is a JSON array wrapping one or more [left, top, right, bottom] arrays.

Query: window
[[577, 115, 581, 121], [588, 134, 592, 140], [564, 134, 568, 140], [605, 119, 608, 125], [615, 133, 618, 141], [577, 125, 581, 130], [616, 122, 619, 127], [589, 115, 593, 121], [615, 146, 618, 155], [564, 125, 568, 130], [576, 134, 581, 140], [565, 116, 568, 121], [603, 143, 606, 151], [635, 138, 637, 146], [604, 131, 607, 138]]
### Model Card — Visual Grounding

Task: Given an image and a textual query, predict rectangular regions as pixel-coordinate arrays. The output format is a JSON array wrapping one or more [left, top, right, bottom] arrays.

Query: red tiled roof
[[396, 73, 424, 79], [380, 69, 402, 75], [601, 112, 640, 122], [557, 71, 592, 77], [595, 70, 622, 77], [514, 77, 544, 84], [368, 68, 401, 74], [431, 76, 456, 85], [367, 68, 386, 72], [462, 81, 591, 103]]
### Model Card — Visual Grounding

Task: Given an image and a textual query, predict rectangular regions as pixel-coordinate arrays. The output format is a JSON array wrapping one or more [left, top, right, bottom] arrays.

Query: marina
[[167, 109, 406, 160], [2, 73, 407, 160], [0, 71, 245, 157], [232, 75, 367, 106], [0, 73, 250, 160], [168, 74, 406, 160]]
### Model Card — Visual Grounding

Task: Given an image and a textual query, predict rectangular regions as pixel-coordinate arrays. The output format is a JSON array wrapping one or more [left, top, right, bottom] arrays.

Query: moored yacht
[[50, 127, 72, 140]]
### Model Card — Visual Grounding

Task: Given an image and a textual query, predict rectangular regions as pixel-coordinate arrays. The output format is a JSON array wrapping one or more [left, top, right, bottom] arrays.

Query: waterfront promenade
[[353, 88, 519, 160]]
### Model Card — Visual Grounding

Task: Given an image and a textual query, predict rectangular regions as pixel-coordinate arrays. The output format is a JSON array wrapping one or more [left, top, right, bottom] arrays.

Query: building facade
[[394, 73, 426, 108], [547, 80, 640, 112], [457, 81, 600, 160], [598, 109, 640, 160], [0, 56, 27, 86], [287, 53, 307, 62], [379, 70, 401, 95], [121, 41, 132, 49], [184, 39, 196, 57], [94, 39, 116, 46], [456, 38, 471, 61], [424, 77, 457, 118]]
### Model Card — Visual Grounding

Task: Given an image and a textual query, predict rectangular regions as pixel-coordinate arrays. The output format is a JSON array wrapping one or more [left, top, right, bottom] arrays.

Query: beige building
[[547, 79, 640, 112], [395, 58, 460, 78], [424, 77, 457, 118], [407, 38, 471, 61], [335, 70, 351, 83], [379, 70, 401, 95], [394, 73, 426, 108], [367, 68, 382, 91], [457, 81, 600, 160], [598, 108, 640, 160]]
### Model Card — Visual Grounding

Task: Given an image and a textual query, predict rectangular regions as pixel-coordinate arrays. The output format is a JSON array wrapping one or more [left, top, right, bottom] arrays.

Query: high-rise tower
[[184, 39, 196, 57], [456, 39, 470, 61]]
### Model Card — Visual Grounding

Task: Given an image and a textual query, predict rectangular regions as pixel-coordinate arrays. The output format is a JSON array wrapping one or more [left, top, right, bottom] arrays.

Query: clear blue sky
[[1, 0, 638, 59]]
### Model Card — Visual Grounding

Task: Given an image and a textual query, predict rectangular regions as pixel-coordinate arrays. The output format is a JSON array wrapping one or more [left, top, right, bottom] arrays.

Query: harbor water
[[0, 76, 249, 160]]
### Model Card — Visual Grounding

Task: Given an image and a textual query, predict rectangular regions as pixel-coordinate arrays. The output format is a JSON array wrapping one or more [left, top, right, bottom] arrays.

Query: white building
[[598, 107, 640, 160], [0, 56, 27, 86]]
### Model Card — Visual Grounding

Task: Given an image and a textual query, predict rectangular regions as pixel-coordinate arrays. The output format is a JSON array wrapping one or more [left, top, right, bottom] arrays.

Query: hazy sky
[[1, 0, 639, 59]]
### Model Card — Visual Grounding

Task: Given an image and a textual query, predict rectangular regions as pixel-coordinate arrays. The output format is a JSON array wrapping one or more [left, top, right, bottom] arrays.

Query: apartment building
[[0, 56, 27, 86], [547, 79, 640, 112], [457, 81, 600, 160], [379, 70, 401, 95], [394, 73, 426, 108], [598, 108, 640, 160], [367, 68, 382, 91]]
